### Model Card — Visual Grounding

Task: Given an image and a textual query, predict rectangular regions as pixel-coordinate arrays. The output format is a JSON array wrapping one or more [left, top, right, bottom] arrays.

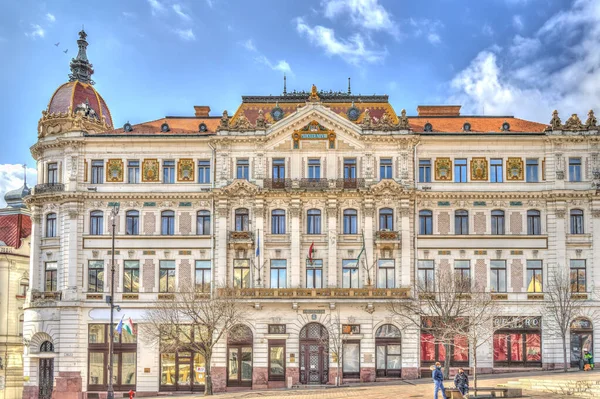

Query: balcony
[[218, 287, 410, 300], [298, 178, 330, 189], [375, 230, 400, 241], [335, 178, 366, 189], [263, 178, 292, 190], [34, 183, 64, 195], [31, 291, 62, 301], [228, 230, 255, 242]]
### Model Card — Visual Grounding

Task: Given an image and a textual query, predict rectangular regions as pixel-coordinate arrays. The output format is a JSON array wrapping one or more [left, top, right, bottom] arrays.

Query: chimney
[[194, 106, 211, 117], [417, 105, 461, 117]]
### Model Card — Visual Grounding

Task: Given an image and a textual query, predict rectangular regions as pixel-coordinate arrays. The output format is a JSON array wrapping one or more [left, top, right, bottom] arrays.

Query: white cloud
[[513, 15, 524, 30], [172, 4, 191, 21], [0, 164, 37, 208], [174, 28, 195, 41], [323, 0, 399, 37], [46, 13, 55, 23], [409, 18, 445, 44], [296, 18, 387, 65], [122, 11, 136, 18], [147, 0, 166, 15], [242, 39, 256, 52], [482, 23, 494, 36], [25, 24, 45, 39], [255, 55, 293, 75], [509, 34, 540, 58], [427, 33, 441, 45]]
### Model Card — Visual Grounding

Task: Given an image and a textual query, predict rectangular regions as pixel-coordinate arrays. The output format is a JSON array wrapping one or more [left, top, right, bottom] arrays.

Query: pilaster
[[327, 199, 338, 287], [400, 199, 411, 287], [290, 202, 301, 287]]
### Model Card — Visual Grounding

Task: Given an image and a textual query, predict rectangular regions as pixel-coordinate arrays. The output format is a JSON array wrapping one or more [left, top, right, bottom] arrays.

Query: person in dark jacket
[[432, 362, 448, 399], [453, 368, 469, 397]]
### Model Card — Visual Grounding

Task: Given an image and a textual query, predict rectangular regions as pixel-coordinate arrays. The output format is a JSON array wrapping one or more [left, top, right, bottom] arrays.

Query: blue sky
[[0, 0, 598, 201]]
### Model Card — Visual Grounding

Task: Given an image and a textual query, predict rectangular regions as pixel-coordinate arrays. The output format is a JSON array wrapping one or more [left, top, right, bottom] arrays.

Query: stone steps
[[502, 376, 600, 398]]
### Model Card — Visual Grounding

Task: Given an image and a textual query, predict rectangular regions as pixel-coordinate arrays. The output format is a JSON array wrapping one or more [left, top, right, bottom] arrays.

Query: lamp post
[[107, 204, 119, 399]]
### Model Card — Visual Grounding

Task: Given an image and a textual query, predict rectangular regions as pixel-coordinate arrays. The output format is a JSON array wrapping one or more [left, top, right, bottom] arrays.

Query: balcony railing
[[375, 230, 400, 241], [335, 178, 366, 189], [31, 291, 62, 301], [228, 230, 255, 242], [263, 178, 292, 189], [299, 178, 330, 189], [34, 183, 64, 195], [218, 287, 410, 299]]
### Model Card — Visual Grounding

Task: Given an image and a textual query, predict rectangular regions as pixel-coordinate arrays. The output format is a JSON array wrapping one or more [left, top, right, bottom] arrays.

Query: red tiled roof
[[104, 117, 221, 135], [408, 116, 548, 133], [0, 214, 32, 249]]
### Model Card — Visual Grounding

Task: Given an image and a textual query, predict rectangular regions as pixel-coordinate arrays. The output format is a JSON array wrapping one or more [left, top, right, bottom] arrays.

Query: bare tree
[[361, 257, 376, 287], [321, 310, 344, 386], [141, 287, 246, 395]]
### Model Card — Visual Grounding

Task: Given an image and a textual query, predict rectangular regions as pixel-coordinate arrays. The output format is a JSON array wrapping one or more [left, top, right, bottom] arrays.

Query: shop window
[[268, 340, 285, 381], [570, 318, 593, 368], [342, 341, 360, 378], [493, 317, 541, 367], [159, 326, 206, 392]]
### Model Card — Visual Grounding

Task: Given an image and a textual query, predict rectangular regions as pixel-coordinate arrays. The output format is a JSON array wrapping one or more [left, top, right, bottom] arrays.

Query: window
[[19, 278, 29, 297], [271, 209, 286, 234], [159, 260, 176, 292], [490, 159, 503, 183], [454, 159, 467, 182], [268, 340, 286, 382], [527, 210, 541, 235], [490, 260, 507, 293], [268, 324, 286, 334], [526, 159, 539, 182], [195, 260, 211, 292], [454, 260, 471, 290], [344, 158, 357, 179], [491, 210, 505, 235], [272, 158, 285, 179], [270, 260, 287, 289], [18, 314, 24, 336], [570, 260, 586, 292], [46, 213, 57, 237], [419, 159, 431, 183], [45, 261, 57, 292], [419, 210, 433, 235], [308, 158, 321, 179], [197, 210, 210, 235], [90, 211, 104, 235], [306, 259, 322, 288], [417, 260, 434, 291], [125, 211, 139, 235], [161, 211, 175, 235], [377, 259, 395, 288], [235, 208, 249, 232], [163, 160, 175, 183], [47, 162, 58, 184], [307, 209, 321, 234], [233, 259, 250, 288], [526, 260, 543, 293], [379, 208, 393, 230], [343, 209, 358, 234], [493, 330, 541, 367], [198, 160, 211, 184], [127, 160, 139, 184], [342, 341, 361, 378], [570, 209, 584, 234], [236, 159, 249, 180], [380, 158, 392, 180], [88, 324, 137, 391], [123, 260, 139, 293], [342, 259, 359, 288], [91, 160, 104, 184], [88, 260, 104, 293], [569, 157, 582, 182], [455, 210, 469, 235]]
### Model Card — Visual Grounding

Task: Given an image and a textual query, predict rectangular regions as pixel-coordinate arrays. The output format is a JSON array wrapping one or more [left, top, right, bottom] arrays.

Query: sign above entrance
[[303, 309, 325, 314], [293, 121, 336, 149], [494, 316, 541, 330]]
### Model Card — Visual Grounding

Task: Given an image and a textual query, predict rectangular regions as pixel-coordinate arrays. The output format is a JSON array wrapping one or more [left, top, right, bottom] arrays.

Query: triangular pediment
[[369, 179, 405, 195], [220, 179, 259, 197]]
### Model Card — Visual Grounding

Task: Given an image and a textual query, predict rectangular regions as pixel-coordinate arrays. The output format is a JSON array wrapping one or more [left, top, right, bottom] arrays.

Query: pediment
[[369, 179, 405, 196], [220, 179, 259, 197]]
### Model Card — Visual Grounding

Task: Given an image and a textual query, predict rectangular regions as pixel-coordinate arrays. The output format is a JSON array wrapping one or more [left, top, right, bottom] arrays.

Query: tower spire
[[348, 77, 351, 94], [283, 73, 287, 96], [69, 28, 95, 84], [22, 164, 27, 187]]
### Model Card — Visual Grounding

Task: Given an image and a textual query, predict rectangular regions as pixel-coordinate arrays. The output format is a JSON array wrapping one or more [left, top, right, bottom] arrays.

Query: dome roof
[[4, 183, 30, 209], [48, 81, 113, 127]]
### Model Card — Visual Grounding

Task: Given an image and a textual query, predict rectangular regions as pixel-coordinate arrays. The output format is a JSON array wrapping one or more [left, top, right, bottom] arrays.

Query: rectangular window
[[377, 259, 395, 289], [270, 259, 287, 289], [526, 260, 543, 293], [491, 211, 505, 235], [272, 158, 285, 179], [127, 160, 139, 184], [307, 210, 321, 234], [45, 261, 58, 292], [47, 162, 58, 184], [195, 260, 211, 292], [490, 159, 503, 183], [88, 352, 105, 386], [308, 158, 321, 179], [123, 260, 139, 293], [159, 260, 176, 293], [126, 212, 139, 235], [236, 159, 249, 180], [526, 159, 539, 182], [306, 259, 323, 289], [268, 324, 286, 334], [88, 324, 137, 390], [198, 160, 211, 184], [197, 211, 211, 235], [342, 259, 359, 288], [380, 158, 392, 180], [569, 158, 582, 182], [91, 160, 104, 184], [454, 159, 467, 183], [419, 211, 433, 235], [417, 260, 434, 291], [268, 340, 286, 382], [454, 260, 471, 290], [570, 210, 584, 234], [570, 260, 586, 292], [161, 212, 175, 235], [455, 211, 469, 235], [344, 158, 357, 179], [419, 159, 431, 183], [233, 259, 250, 288], [490, 260, 507, 293], [163, 160, 175, 184], [342, 341, 360, 378], [88, 260, 104, 293], [271, 210, 286, 234]]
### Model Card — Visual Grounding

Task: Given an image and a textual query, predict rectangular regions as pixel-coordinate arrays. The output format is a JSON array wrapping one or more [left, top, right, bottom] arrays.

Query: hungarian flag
[[124, 317, 135, 335], [356, 231, 366, 265], [308, 242, 315, 263]]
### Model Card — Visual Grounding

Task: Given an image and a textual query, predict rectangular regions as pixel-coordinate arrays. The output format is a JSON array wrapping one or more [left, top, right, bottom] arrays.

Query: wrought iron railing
[[299, 178, 330, 189], [34, 183, 64, 194], [218, 287, 410, 299], [335, 178, 366, 189], [228, 231, 255, 241], [375, 230, 400, 241], [263, 178, 292, 189]]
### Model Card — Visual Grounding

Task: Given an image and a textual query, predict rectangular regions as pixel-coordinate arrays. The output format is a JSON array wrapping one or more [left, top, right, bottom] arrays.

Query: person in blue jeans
[[432, 362, 448, 399]]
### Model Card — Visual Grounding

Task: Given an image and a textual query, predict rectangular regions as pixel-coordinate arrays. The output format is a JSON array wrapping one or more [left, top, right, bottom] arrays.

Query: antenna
[[348, 77, 351, 94], [283, 73, 287, 95]]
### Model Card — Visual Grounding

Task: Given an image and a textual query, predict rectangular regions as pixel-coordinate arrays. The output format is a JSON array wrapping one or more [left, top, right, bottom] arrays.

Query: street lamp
[[107, 203, 119, 399]]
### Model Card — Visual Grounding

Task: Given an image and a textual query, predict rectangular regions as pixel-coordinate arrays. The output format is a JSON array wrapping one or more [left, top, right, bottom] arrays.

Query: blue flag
[[255, 230, 260, 257], [115, 315, 124, 335]]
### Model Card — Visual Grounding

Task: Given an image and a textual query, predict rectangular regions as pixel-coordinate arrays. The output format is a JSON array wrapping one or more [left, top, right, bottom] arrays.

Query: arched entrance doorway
[[570, 317, 593, 368], [39, 341, 54, 399], [299, 323, 329, 384], [375, 324, 402, 377], [227, 325, 253, 387]]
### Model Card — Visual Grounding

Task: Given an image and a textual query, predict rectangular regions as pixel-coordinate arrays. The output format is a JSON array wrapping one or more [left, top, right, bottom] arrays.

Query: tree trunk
[[443, 343, 451, 379], [562, 334, 568, 373], [204, 356, 213, 396], [472, 340, 478, 389]]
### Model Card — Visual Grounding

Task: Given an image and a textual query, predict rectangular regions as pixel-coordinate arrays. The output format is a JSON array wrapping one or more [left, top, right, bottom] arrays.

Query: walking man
[[433, 361, 448, 399], [453, 368, 469, 398]]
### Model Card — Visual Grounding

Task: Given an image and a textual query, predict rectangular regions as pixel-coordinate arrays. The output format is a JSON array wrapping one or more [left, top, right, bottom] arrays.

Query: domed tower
[[38, 29, 112, 137]]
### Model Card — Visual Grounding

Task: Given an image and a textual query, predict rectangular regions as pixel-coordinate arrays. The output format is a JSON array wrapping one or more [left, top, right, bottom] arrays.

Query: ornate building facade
[[22, 31, 599, 398]]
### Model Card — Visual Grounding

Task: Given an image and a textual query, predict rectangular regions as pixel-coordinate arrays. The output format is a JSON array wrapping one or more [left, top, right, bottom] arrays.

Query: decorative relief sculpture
[[106, 159, 124, 182], [563, 113, 585, 130], [373, 111, 399, 131], [255, 109, 267, 129], [230, 114, 254, 131], [398, 109, 410, 130], [142, 159, 160, 182], [361, 109, 372, 128], [177, 159, 195, 182], [548, 110, 562, 130], [434, 158, 452, 180], [585, 110, 597, 128], [506, 157, 524, 180], [218, 110, 229, 130], [470, 157, 488, 181]]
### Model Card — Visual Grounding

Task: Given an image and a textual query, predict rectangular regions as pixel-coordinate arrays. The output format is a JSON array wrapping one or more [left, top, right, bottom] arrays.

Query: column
[[400, 199, 411, 287], [363, 198, 374, 286], [29, 206, 43, 291], [327, 199, 338, 287], [290, 203, 301, 287], [216, 200, 229, 287]]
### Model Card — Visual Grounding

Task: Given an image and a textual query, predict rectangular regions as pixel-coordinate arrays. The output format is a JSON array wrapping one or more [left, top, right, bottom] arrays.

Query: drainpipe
[[208, 142, 216, 298]]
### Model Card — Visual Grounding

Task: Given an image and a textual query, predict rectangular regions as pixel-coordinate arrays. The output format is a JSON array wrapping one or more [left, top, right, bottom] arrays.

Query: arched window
[[90, 210, 104, 235], [271, 209, 286, 234], [343, 209, 358, 234], [570, 317, 593, 367], [126, 210, 139, 235], [491, 210, 505, 235], [161, 211, 175, 235], [455, 210, 469, 235], [375, 324, 402, 378], [527, 210, 541, 235], [379, 208, 393, 231], [45, 213, 57, 237], [197, 210, 211, 235], [570, 209, 584, 235], [419, 210, 432, 235], [40, 341, 54, 352], [235, 208, 249, 232], [307, 209, 321, 234]]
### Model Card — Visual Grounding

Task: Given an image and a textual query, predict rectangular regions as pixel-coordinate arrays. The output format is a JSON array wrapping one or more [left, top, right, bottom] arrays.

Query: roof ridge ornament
[[585, 110, 597, 128], [69, 29, 95, 84]]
